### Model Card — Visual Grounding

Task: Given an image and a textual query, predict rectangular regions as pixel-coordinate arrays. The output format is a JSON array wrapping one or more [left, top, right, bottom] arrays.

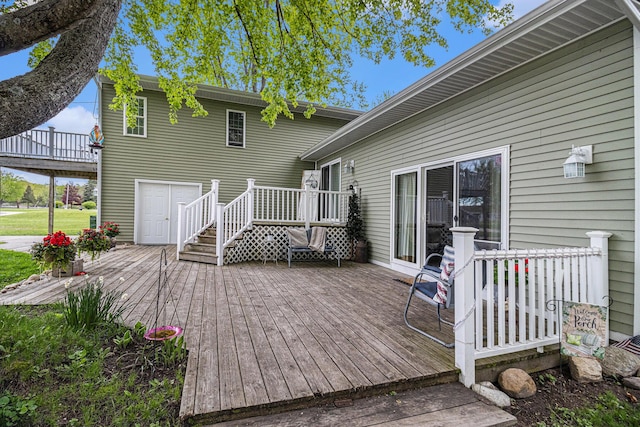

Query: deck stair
[[176, 178, 352, 265], [178, 227, 242, 264]]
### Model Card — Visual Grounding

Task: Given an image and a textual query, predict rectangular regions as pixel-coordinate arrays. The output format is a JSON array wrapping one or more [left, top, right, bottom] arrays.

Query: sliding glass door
[[320, 160, 341, 221], [392, 149, 506, 268], [425, 166, 454, 259], [394, 171, 417, 263], [457, 153, 502, 249]]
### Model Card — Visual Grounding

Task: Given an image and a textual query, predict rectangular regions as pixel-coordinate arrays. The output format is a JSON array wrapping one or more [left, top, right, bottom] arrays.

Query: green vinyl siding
[[318, 20, 635, 335], [100, 84, 351, 244]]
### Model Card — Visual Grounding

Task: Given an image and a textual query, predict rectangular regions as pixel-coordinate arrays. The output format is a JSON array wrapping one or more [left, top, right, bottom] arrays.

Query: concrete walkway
[[0, 236, 44, 253]]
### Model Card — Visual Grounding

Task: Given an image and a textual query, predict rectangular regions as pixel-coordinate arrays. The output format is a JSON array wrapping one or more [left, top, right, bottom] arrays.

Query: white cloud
[[39, 106, 96, 135]]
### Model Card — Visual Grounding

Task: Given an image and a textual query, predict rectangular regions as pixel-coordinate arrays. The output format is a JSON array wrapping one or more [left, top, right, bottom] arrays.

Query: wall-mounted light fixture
[[304, 175, 318, 189], [563, 145, 593, 179], [343, 159, 355, 174]]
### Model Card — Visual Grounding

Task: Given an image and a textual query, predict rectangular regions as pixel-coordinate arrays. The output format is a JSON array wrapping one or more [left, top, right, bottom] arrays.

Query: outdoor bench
[[286, 227, 341, 268]]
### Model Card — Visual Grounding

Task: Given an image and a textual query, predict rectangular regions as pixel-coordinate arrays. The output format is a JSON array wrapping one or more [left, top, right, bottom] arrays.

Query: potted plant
[[346, 192, 367, 262], [76, 228, 112, 261], [30, 231, 79, 276], [100, 221, 120, 248]]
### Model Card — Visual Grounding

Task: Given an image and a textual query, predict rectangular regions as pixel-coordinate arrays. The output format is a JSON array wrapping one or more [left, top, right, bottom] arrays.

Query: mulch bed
[[504, 365, 640, 426]]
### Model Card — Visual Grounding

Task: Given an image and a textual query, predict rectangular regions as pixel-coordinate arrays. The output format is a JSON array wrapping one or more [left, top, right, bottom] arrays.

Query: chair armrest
[[424, 253, 442, 269]]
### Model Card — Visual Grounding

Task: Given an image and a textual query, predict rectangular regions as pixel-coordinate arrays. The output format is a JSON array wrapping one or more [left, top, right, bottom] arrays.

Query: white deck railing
[[253, 185, 350, 227], [452, 228, 611, 387], [177, 178, 351, 265], [176, 180, 219, 258], [0, 127, 97, 162]]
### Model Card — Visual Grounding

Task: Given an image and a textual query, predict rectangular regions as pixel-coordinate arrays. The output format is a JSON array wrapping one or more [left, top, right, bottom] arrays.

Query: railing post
[[211, 179, 219, 218], [304, 182, 311, 229], [586, 231, 612, 306], [452, 226, 478, 388], [216, 203, 225, 266], [247, 178, 255, 229], [48, 126, 55, 158], [177, 202, 186, 259]]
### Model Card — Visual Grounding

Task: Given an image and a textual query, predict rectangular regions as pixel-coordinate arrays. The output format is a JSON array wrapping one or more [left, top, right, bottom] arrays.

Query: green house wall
[[317, 20, 636, 336], [99, 84, 353, 244]]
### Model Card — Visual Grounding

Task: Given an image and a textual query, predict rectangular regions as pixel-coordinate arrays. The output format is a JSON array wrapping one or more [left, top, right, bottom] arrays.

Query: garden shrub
[[63, 277, 128, 330], [81, 201, 96, 210]]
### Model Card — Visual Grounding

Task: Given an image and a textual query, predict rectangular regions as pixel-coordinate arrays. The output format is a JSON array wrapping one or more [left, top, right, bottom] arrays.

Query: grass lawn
[[0, 250, 40, 289], [0, 208, 95, 236], [0, 304, 185, 426], [0, 261, 185, 426]]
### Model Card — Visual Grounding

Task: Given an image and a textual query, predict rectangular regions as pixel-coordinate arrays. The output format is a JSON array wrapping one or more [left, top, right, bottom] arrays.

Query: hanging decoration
[[89, 124, 104, 151]]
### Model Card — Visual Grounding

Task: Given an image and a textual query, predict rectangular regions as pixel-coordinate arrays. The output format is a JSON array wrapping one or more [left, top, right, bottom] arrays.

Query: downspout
[[93, 75, 103, 228], [616, 0, 640, 337]]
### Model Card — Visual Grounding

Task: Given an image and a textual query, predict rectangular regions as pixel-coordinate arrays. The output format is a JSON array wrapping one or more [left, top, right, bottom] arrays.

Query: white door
[[139, 182, 171, 244], [138, 181, 201, 244]]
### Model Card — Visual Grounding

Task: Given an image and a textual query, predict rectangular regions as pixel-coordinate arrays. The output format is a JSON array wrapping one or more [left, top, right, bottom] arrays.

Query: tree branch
[[0, 0, 103, 56], [232, 0, 261, 69], [0, 0, 123, 139]]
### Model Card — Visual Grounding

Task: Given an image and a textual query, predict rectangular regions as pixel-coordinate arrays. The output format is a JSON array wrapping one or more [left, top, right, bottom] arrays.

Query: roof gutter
[[615, 0, 640, 29], [299, 0, 585, 161]]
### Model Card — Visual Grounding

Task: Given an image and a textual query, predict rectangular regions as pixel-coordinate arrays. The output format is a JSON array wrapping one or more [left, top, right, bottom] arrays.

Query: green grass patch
[[0, 249, 39, 290], [540, 391, 640, 426], [0, 305, 185, 426], [0, 208, 96, 236]]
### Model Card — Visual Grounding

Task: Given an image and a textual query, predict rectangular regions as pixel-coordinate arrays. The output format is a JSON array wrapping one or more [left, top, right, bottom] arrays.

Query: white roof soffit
[[300, 0, 627, 161], [99, 75, 362, 122]]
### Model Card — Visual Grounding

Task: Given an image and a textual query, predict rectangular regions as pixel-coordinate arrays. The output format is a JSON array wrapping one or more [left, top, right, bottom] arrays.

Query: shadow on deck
[[0, 245, 556, 424]]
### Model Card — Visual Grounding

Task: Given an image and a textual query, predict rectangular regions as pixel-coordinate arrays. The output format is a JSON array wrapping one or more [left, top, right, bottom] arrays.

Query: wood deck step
[[179, 251, 218, 264], [209, 382, 517, 427], [197, 234, 216, 245], [185, 242, 216, 254]]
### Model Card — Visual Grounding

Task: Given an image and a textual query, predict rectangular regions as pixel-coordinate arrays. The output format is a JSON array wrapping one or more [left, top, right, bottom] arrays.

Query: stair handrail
[[177, 180, 219, 258], [215, 179, 255, 266]]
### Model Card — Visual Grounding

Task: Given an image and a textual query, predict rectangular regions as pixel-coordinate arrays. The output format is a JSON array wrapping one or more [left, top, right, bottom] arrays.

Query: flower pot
[[110, 237, 117, 249], [354, 240, 368, 263], [52, 259, 84, 277]]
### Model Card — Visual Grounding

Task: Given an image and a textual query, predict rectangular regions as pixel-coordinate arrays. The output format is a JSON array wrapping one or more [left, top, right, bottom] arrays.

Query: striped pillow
[[440, 245, 455, 282]]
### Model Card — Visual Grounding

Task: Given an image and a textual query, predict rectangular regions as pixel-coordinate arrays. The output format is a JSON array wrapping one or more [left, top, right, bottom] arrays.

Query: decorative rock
[[472, 382, 512, 408], [498, 368, 537, 399], [601, 346, 640, 378], [568, 356, 602, 383], [623, 377, 640, 390]]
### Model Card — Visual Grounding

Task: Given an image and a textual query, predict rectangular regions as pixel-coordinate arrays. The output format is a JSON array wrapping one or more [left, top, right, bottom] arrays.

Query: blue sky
[[1, 0, 545, 185]]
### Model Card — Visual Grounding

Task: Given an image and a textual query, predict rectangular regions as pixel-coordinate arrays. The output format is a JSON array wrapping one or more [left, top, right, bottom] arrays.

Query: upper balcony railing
[[0, 127, 97, 163]]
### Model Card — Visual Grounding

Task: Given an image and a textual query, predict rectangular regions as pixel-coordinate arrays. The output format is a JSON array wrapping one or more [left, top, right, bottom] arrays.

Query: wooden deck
[[0, 245, 534, 424]]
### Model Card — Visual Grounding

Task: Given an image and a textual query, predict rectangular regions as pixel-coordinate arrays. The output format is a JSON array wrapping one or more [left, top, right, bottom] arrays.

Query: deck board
[[0, 246, 465, 423]]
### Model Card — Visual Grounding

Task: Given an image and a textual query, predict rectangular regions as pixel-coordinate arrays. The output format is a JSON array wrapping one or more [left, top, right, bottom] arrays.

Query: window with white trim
[[227, 110, 245, 147], [124, 96, 147, 137]]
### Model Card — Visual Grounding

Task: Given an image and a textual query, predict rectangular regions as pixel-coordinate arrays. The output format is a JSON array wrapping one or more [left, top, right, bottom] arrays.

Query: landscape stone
[[472, 382, 512, 408], [498, 368, 537, 398], [601, 346, 640, 378], [622, 377, 640, 390], [568, 356, 602, 383]]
